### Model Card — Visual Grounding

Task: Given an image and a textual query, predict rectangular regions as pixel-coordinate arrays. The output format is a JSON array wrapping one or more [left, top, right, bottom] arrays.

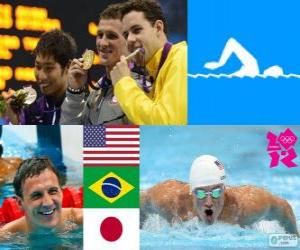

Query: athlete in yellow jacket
[[110, 0, 187, 125]]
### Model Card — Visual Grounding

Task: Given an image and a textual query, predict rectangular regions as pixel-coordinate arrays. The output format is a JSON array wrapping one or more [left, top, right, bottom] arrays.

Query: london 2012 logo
[[266, 128, 298, 168]]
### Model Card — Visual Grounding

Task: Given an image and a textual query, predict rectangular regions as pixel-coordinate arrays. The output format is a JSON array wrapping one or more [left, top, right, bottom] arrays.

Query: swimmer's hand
[[204, 61, 221, 70], [110, 55, 131, 86]]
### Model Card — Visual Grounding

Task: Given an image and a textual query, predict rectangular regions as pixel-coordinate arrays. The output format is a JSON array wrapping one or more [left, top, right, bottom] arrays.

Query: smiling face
[[122, 11, 166, 65], [192, 184, 225, 225], [96, 18, 127, 71], [34, 54, 68, 98], [19, 168, 63, 231]]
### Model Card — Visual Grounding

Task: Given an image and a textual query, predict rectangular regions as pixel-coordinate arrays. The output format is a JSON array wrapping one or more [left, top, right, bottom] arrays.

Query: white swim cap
[[189, 155, 226, 191]]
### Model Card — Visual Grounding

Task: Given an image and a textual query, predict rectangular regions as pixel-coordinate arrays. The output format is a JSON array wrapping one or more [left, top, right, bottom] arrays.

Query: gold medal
[[82, 49, 95, 70]]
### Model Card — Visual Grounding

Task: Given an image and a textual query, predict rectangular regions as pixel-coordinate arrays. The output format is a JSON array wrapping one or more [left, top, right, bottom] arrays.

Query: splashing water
[[141, 214, 290, 250]]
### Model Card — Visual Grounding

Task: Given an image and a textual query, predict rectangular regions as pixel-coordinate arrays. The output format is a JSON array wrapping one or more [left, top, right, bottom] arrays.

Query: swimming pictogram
[[189, 38, 300, 79]]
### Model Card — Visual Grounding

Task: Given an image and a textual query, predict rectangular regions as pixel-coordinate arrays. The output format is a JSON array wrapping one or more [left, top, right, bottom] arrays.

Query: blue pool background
[[140, 126, 300, 249], [0, 126, 83, 249], [188, 0, 300, 124]]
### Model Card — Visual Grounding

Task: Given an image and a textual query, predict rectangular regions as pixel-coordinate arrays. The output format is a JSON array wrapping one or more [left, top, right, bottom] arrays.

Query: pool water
[[140, 126, 300, 249], [1, 226, 83, 250]]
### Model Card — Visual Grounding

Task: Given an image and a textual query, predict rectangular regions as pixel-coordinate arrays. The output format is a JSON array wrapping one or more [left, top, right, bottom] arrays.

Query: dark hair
[[13, 157, 65, 198], [33, 29, 77, 68], [120, 0, 168, 34], [99, 3, 123, 21]]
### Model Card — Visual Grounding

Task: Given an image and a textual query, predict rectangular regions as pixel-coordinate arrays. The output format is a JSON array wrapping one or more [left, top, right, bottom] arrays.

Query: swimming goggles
[[194, 187, 223, 200]]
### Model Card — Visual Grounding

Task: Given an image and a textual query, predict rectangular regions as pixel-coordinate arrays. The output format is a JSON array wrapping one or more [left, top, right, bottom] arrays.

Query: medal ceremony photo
[[0, 0, 299, 249]]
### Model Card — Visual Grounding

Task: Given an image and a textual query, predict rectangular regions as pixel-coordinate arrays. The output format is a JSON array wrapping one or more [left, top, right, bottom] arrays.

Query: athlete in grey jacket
[[60, 3, 150, 125]]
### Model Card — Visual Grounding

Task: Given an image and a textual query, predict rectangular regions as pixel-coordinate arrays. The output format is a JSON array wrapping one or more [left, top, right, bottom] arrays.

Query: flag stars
[[84, 126, 106, 147]]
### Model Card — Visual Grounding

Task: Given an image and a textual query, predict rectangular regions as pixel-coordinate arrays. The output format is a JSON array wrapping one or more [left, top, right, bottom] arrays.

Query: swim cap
[[189, 155, 226, 191]]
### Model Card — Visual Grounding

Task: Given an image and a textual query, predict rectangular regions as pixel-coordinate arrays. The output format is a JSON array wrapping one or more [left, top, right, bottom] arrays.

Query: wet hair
[[33, 29, 77, 68], [99, 3, 123, 21], [13, 157, 65, 198], [120, 0, 168, 34]]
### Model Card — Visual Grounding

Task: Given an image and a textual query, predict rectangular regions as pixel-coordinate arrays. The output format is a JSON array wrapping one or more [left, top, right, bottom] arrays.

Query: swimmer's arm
[[71, 208, 83, 225], [140, 191, 149, 227], [0, 157, 22, 185], [268, 198, 299, 236], [0, 228, 12, 241], [0, 217, 26, 234], [239, 189, 299, 236]]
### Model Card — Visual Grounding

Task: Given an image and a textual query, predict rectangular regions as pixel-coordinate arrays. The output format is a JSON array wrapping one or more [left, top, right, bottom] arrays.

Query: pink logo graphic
[[266, 128, 298, 168]]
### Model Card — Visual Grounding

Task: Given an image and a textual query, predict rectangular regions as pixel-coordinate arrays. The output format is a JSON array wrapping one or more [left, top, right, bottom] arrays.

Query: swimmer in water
[[141, 155, 299, 236], [0, 157, 82, 234], [0, 157, 22, 185], [0, 127, 23, 185]]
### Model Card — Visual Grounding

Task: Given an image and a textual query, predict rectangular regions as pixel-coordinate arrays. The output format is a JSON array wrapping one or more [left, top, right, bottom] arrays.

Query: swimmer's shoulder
[[0, 157, 22, 168], [62, 208, 83, 225], [145, 180, 190, 206], [225, 184, 274, 208], [0, 157, 22, 185], [0, 216, 27, 234], [228, 184, 271, 195], [226, 184, 265, 192], [147, 180, 189, 195], [153, 179, 188, 189]]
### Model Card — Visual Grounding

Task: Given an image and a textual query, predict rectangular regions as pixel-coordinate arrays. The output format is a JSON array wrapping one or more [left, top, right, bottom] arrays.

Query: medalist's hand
[[1, 89, 19, 124], [110, 55, 131, 87], [68, 58, 88, 90]]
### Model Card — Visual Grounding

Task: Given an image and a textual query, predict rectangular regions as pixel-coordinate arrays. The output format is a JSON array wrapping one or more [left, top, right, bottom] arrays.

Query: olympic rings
[[279, 136, 296, 144]]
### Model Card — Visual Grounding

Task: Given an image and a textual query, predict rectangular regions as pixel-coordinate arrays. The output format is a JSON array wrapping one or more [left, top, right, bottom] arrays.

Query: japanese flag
[[84, 208, 139, 250]]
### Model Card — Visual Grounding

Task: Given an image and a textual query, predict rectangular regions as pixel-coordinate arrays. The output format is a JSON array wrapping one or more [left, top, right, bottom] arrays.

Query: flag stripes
[[83, 126, 140, 167]]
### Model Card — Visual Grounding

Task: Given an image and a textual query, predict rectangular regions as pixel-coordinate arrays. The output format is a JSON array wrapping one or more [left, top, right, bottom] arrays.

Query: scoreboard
[[0, 0, 186, 91]]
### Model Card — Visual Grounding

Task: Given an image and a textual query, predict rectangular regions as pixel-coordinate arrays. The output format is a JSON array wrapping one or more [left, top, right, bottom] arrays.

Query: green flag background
[[84, 167, 139, 208]]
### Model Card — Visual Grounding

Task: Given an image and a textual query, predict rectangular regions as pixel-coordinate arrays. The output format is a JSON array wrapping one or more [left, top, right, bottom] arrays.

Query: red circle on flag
[[100, 217, 123, 242]]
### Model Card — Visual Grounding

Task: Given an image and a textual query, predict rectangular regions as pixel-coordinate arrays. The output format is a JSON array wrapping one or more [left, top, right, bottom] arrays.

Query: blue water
[[1, 227, 83, 250], [0, 127, 83, 249], [140, 126, 300, 249]]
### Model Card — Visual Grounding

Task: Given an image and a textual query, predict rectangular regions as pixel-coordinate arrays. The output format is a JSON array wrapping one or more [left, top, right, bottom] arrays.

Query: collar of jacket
[[146, 46, 165, 80], [44, 93, 65, 109]]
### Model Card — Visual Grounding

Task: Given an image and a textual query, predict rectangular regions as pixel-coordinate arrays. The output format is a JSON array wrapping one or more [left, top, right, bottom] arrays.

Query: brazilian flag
[[84, 167, 139, 208]]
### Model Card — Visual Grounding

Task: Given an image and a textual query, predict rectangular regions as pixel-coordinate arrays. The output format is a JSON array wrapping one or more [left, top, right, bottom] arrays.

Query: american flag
[[215, 160, 224, 170], [83, 125, 140, 167]]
